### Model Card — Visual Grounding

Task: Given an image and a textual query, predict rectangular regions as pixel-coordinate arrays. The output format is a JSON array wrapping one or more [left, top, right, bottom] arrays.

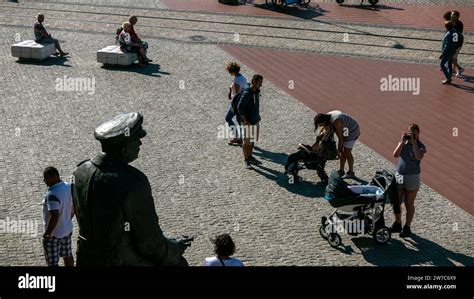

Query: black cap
[[94, 112, 147, 146]]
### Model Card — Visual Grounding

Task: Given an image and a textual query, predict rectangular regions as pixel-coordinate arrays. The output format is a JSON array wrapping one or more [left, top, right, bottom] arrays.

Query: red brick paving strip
[[221, 44, 474, 215], [161, 0, 474, 32]]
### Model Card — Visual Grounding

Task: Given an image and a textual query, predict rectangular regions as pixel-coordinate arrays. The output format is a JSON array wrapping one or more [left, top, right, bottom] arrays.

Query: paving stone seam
[[4, 2, 474, 34]]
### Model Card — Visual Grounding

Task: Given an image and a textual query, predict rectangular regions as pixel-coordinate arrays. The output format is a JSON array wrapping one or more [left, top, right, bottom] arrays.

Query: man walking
[[238, 74, 263, 169], [451, 11, 464, 77], [42, 167, 74, 267]]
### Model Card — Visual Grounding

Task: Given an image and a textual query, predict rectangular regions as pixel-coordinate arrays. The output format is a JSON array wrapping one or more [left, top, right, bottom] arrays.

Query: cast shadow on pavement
[[251, 146, 326, 198], [339, 3, 404, 11], [452, 73, 474, 94], [15, 56, 71, 67], [100, 63, 169, 77], [252, 3, 327, 20], [350, 234, 474, 266]]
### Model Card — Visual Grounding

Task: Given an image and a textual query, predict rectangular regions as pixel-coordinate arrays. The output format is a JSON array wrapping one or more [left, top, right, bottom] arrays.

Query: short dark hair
[[408, 123, 420, 133], [213, 234, 236, 257], [443, 11, 452, 21], [452, 11, 460, 18], [129, 15, 138, 22], [251, 74, 263, 83], [314, 113, 331, 128], [43, 166, 59, 179], [445, 21, 454, 31], [226, 62, 241, 74]]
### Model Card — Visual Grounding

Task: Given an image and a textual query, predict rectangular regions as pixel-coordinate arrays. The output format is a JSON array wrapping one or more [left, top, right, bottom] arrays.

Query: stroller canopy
[[324, 170, 358, 201]]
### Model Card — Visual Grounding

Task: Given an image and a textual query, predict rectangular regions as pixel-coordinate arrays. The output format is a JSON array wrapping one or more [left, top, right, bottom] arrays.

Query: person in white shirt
[[42, 167, 75, 266], [225, 62, 248, 146], [203, 234, 244, 267]]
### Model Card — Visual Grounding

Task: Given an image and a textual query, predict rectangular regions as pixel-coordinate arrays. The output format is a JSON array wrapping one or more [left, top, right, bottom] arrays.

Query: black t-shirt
[[453, 20, 464, 34]]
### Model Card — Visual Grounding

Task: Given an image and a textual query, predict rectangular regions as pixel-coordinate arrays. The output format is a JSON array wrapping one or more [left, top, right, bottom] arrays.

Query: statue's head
[[94, 112, 147, 164]]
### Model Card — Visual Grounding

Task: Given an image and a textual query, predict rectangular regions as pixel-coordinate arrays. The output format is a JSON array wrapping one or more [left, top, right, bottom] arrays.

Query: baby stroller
[[319, 169, 396, 248], [284, 125, 336, 185], [285, 144, 328, 185]]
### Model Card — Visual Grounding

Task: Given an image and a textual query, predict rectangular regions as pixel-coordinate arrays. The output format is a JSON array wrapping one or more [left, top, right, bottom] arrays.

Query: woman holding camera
[[392, 124, 426, 238]]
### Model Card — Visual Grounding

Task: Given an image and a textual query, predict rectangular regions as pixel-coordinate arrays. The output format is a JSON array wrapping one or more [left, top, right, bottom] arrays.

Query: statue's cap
[[94, 112, 146, 145]]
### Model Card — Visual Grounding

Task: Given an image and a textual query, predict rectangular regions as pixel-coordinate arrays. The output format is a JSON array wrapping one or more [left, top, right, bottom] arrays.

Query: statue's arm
[[124, 178, 183, 265]]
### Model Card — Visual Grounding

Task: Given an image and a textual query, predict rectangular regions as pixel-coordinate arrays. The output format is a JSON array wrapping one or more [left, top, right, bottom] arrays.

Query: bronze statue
[[72, 112, 192, 266]]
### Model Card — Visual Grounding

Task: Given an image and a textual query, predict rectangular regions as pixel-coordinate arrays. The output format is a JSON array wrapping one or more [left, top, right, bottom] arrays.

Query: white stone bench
[[11, 40, 56, 60], [97, 45, 138, 66]]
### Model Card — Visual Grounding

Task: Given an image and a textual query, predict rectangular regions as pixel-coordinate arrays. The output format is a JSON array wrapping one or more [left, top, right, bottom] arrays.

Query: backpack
[[115, 27, 123, 44], [457, 31, 464, 48]]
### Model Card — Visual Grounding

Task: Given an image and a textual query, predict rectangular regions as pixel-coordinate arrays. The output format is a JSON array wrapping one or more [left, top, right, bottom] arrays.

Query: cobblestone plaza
[[0, 0, 473, 266]]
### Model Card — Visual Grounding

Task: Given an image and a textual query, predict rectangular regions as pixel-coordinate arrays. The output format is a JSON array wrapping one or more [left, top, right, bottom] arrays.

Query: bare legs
[[339, 147, 354, 174]]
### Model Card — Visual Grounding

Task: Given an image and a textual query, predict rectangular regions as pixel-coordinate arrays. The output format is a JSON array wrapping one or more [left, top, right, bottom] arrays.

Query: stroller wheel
[[319, 225, 329, 240], [328, 233, 341, 248], [373, 226, 391, 244]]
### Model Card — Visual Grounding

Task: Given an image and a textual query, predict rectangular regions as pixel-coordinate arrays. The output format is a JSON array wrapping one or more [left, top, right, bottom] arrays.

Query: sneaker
[[337, 170, 345, 177], [458, 67, 465, 75], [390, 221, 402, 233], [442, 79, 452, 85], [60, 52, 69, 57], [399, 225, 412, 238], [248, 156, 262, 165], [244, 160, 252, 169], [343, 171, 355, 179]]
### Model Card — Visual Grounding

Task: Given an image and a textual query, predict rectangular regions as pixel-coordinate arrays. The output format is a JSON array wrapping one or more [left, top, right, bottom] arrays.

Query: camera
[[403, 133, 412, 140]]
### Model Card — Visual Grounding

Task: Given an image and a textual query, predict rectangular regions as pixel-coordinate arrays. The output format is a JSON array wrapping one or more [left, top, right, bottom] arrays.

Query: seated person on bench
[[34, 13, 68, 57], [118, 22, 152, 67]]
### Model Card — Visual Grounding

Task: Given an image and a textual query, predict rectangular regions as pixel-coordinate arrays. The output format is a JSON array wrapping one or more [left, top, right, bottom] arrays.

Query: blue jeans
[[440, 55, 454, 80], [225, 105, 242, 139]]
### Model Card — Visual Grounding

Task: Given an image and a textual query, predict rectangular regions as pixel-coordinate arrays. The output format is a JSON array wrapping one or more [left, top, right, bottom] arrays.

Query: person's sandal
[[390, 221, 403, 233], [345, 171, 356, 178], [60, 52, 69, 57], [228, 138, 242, 146]]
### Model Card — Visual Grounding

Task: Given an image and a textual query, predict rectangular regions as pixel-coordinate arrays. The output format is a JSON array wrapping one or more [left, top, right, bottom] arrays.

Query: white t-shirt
[[42, 181, 73, 238], [230, 74, 248, 98], [328, 110, 342, 122], [203, 257, 244, 267]]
